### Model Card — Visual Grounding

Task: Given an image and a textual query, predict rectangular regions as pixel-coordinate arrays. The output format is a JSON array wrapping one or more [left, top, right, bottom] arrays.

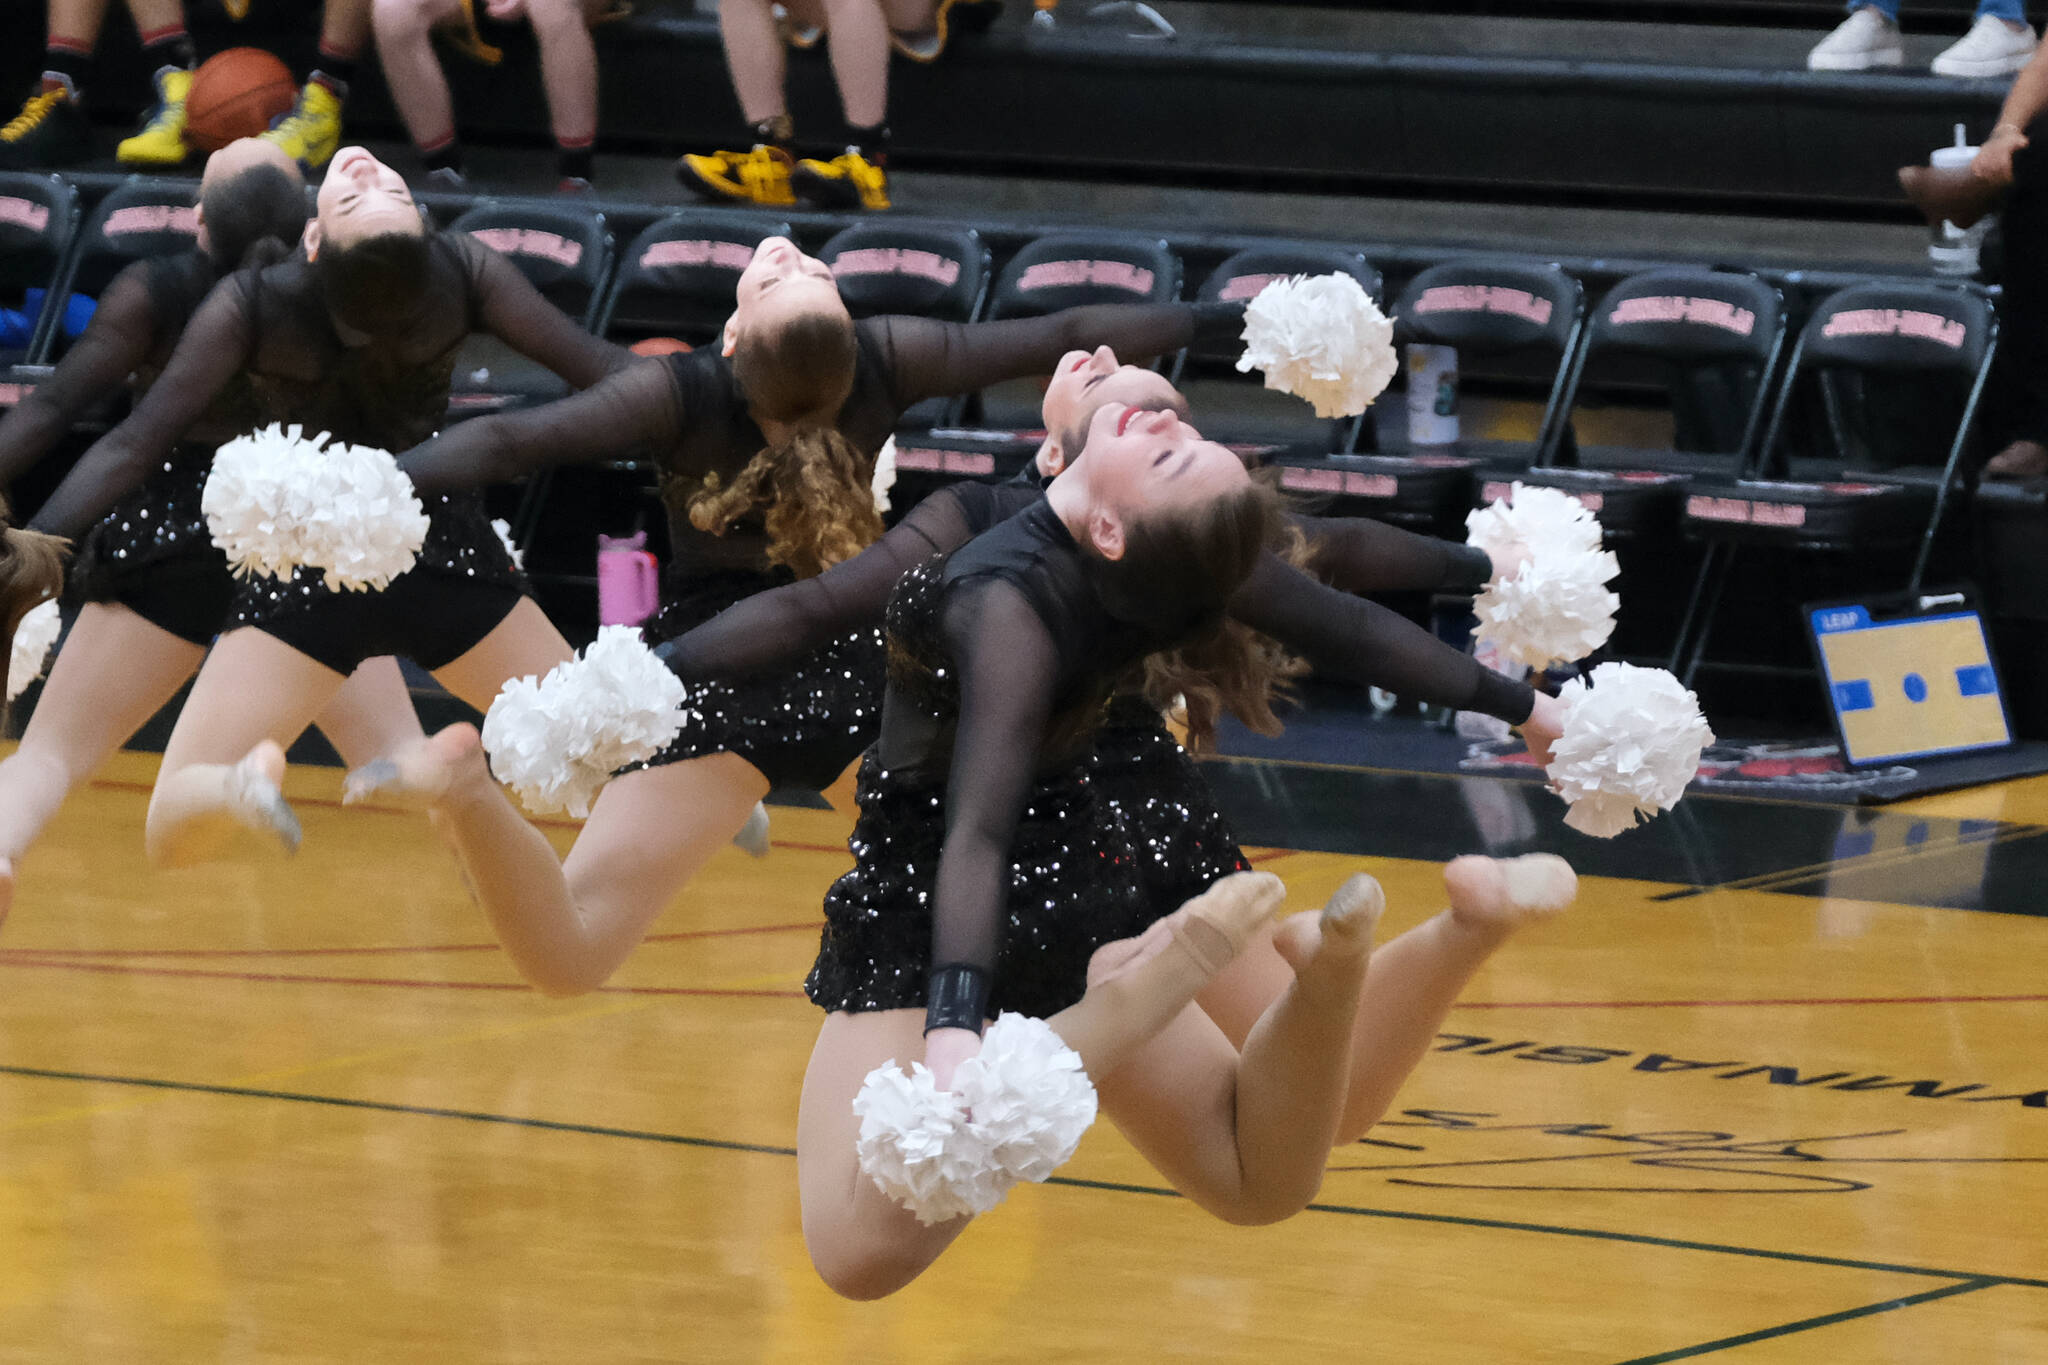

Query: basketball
[[184, 48, 298, 152], [629, 336, 692, 356]]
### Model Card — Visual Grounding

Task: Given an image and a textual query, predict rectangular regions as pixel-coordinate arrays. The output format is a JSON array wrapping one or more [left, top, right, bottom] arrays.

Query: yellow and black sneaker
[[676, 144, 796, 207], [117, 65, 193, 166], [0, 84, 95, 170], [792, 149, 890, 211], [261, 80, 343, 172]]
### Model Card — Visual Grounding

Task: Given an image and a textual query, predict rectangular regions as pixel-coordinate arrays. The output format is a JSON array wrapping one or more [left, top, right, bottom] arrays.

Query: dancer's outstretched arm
[[653, 482, 1033, 681], [458, 232, 637, 388], [1229, 554, 1537, 724], [0, 264, 163, 493], [874, 301, 1245, 407], [1292, 513, 1497, 597], [26, 280, 256, 539]]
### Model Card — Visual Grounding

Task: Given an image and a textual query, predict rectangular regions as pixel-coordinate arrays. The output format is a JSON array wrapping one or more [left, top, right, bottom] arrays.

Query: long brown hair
[[1093, 479, 1303, 751], [0, 500, 71, 708], [686, 309, 875, 578]]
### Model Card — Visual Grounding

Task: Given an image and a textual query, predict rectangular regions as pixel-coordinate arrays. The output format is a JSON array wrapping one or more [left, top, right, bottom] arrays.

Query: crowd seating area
[[5, 160, 2043, 732]]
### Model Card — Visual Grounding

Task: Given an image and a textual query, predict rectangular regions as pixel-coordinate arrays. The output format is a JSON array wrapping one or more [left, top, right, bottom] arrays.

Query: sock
[[751, 113, 793, 151], [310, 42, 359, 100], [420, 131, 463, 174], [556, 137, 593, 182], [846, 121, 890, 166], [41, 36, 93, 97], [138, 23, 197, 73]]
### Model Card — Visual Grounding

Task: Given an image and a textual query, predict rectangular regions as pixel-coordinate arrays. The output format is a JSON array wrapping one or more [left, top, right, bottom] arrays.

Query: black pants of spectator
[[1984, 114, 2048, 455]]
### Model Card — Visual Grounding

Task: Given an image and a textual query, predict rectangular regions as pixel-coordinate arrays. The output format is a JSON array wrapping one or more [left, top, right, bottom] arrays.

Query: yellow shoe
[[792, 150, 890, 211], [117, 66, 193, 166], [261, 81, 342, 171], [675, 144, 796, 207]]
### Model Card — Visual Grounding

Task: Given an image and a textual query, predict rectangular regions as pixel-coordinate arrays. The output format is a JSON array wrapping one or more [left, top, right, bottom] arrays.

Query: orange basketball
[[184, 48, 298, 153], [630, 336, 692, 356]]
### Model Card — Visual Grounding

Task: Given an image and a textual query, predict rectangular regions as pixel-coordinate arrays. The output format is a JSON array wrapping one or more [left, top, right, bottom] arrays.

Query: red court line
[[0, 955, 807, 999], [0, 920, 824, 961], [1455, 992, 2048, 1011]]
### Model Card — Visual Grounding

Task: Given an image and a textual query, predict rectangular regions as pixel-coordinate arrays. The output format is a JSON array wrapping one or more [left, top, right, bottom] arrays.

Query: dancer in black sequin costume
[[21, 147, 632, 867], [354, 235, 1247, 994], [381, 400, 1582, 1296], [0, 140, 428, 917]]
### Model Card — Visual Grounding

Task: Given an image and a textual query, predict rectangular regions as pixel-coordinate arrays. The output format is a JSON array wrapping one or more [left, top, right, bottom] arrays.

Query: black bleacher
[[0, 2, 2003, 214]]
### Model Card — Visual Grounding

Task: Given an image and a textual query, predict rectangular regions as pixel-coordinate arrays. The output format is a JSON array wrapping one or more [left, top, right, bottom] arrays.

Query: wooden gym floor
[[0, 745, 2042, 1363]]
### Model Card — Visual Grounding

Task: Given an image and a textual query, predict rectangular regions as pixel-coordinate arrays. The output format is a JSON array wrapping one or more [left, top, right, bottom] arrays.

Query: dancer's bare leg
[[355, 724, 768, 995], [144, 629, 347, 866], [1091, 875, 1383, 1225], [0, 604, 202, 918], [1196, 854, 1578, 1146], [308, 655, 425, 767], [795, 871, 1283, 1300]]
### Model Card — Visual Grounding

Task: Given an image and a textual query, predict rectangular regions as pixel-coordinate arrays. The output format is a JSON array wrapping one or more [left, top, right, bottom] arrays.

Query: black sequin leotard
[[658, 479, 1535, 1014], [25, 232, 630, 671], [397, 300, 1243, 789], [0, 252, 263, 643]]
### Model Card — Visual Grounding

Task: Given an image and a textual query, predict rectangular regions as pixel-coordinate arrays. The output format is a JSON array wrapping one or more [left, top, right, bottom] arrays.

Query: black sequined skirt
[[632, 568, 884, 792], [72, 460, 238, 645], [1091, 696, 1252, 918], [805, 752, 1159, 1020]]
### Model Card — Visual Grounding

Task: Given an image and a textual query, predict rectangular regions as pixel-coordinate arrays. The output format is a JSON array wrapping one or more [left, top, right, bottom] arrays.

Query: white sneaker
[[1932, 15, 2038, 77], [1808, 7, 1905, 70]]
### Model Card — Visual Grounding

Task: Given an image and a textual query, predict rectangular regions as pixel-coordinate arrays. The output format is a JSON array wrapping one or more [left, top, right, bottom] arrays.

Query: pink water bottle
[[596, 531, 660, 627]]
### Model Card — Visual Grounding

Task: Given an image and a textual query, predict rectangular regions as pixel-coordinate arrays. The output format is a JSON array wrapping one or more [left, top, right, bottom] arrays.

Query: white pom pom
[[1466, 483, 1620, 669], [1235, 273, 1398, 419], [953, 1014, 1097, 1186], [853, 1063, 993, 1226], [479, 625, 690, 817], [871, 436, 898, 515], [1548, 662, 1715, 837], [7, 599, 61, 701], [852, 1012, 1098, 1226], [491, 519, 524, 571], [202, 424, 429, 591]]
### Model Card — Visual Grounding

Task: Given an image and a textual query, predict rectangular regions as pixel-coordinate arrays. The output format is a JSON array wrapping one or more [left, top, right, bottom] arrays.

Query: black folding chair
[[1276, 259, 1583, 535], [0, 173, 82, 410], [1672, 281, 1998, 683], [446, 199, 615, 417], [602, 210, 792, 347], [1512, 266, 1787, 544], [1170, 243, 1381, 460], [822, 222, 991, 434]]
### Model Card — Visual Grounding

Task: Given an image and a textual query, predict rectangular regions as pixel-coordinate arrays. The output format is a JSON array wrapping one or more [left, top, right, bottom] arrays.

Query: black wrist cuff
[[924, 962, 991, 1035], [1474, 670, 1538, 727]]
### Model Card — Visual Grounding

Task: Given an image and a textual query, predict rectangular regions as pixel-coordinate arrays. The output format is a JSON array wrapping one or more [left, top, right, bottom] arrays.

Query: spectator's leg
[[721, 0, 790, 128], [677, 0, 797, 205], [1986, 115, 2048, 478], [263, 0, 369, 170], [1808, 0, 1903, 71], [372, 0, 466, 180], [0, 0, 104, 168], [525, 0, 599, 185], [788, 0, 892, 209], [116, 0, 197, 166]]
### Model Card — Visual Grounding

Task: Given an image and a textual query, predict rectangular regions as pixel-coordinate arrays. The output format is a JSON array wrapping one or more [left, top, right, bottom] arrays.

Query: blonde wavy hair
[[685, 309, 879, 579]]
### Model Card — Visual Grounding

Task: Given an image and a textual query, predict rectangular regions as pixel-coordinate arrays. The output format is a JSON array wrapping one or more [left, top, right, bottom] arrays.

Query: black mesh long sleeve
[[0, 265, 162, 495], [872, 301, 1244, 409], [1230, 555, 1535, 723], [462, 235, 637, 390], [1294, 514, 1495, 595], [654, 485, 1014, 681], [26, 278, 258, 540], [397, 354, 678, 494], [928, 578, 1061, 980]]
